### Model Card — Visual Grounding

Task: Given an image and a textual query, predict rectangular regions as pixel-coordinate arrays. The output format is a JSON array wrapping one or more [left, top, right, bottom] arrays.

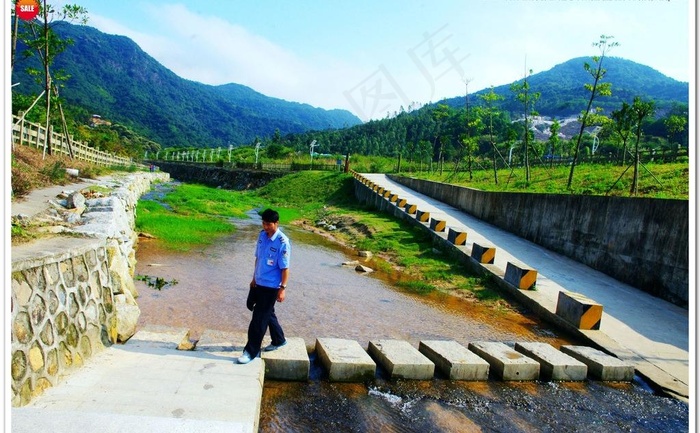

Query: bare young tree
[[567, 35, 618, 190], [630, 97, 655, 195], [12, 0, 88, 157], [510, 69, 540, 183]]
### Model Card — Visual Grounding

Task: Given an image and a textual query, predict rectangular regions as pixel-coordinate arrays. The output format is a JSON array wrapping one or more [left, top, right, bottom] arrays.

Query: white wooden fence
[[11, 115, 134, 167]]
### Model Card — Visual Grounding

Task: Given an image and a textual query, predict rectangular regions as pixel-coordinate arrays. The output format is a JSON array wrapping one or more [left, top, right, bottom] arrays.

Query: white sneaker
[[264, 340, 288, 352], [237, 351, 253, 364]]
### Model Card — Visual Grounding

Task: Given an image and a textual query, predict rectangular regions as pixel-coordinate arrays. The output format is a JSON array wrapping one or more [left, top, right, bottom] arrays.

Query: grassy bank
[[135, 171, 510, 308], [406, 162, 689, 199]]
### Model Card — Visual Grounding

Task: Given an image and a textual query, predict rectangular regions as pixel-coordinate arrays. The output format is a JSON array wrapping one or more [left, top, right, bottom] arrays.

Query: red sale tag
[[16, 0, 40, 21]]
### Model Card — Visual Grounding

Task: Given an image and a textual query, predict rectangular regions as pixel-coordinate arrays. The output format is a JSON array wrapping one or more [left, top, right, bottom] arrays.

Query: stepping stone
[[560, 345, 635, 381], [315, 338, 376, 382], [130, 325, 192, 350], [468, 341, 540, 381], [195, 329, 246, 353], [418, 340, 489, 380], [262, 337, 310, 381], [368, 339, 435, 380], [514, 342, 588, 381]]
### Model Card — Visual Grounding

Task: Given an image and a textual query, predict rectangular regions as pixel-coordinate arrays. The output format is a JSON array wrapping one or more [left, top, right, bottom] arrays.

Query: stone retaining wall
[[153, 161, 283, 190], [11, 172, 169, 406]]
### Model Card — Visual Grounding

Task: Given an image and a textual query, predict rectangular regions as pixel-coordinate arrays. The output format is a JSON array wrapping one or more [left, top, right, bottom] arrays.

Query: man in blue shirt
[[237, 208, 290, 364]]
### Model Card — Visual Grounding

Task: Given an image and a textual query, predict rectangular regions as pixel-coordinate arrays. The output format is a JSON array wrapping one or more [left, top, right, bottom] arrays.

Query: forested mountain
[[440, 57, 688, 117], [281, 56, 689, 161], [11, 21, 362, 148], [11, 19, 688, 161]]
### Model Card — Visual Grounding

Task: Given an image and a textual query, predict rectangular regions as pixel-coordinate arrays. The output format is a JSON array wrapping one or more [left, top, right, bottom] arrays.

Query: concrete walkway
[[359, 173, 690, 401], [12, 327, 265, 433]]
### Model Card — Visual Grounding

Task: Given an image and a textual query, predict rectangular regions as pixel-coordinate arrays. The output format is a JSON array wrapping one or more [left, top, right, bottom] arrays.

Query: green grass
[[134, 160, 688, 304], [407, 162, 689, 199]]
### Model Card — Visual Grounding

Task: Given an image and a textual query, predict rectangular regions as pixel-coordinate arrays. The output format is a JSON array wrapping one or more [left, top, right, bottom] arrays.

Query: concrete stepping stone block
[[514, 342, 588, 381], [195, 329, 246, 353], [262, 337, 310, 381], [418, 340, 489, 380], [368, 339, 435, 380], [315, 338, 376, 382], [130, 325, 192, 350], [468, 341, 540, 381], [560, 345, 635, 381]]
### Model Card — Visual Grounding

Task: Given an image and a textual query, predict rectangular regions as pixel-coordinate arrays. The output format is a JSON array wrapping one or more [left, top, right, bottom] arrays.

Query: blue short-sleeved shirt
[[254, 228, 290, 288]]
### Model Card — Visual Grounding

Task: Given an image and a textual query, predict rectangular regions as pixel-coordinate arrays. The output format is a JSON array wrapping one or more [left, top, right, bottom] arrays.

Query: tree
[[479, 87, 505, 183], [567, 35, 618, 189], [547, 119, 561, 169], [510, 69, 540, 183], [664, 114, 687, 148], [12, 0, 88, 157], [610, 102, 634, 165], [630, 97, 655, 195]]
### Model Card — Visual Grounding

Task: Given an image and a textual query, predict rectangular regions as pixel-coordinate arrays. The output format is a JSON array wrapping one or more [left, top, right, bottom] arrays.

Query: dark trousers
[[244, 285, 285, 358]]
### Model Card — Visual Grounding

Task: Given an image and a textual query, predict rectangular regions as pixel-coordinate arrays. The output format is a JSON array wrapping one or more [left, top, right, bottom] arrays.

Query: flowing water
[[134, 211, 688, 432]]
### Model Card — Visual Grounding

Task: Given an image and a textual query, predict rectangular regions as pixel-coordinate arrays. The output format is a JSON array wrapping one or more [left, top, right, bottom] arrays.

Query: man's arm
[[277, 268, 289, 302]]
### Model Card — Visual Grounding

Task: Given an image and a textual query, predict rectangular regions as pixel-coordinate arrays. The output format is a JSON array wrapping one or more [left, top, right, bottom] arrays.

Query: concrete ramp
[[13, 326, 264, 433]]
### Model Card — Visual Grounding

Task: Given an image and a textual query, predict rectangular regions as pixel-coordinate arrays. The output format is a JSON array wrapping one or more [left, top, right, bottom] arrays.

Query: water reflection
[[133, 214, 688, 432]]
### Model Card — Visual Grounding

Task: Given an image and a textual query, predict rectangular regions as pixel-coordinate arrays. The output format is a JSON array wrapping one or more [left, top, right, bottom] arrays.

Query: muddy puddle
[[134, 212, 688, 432]]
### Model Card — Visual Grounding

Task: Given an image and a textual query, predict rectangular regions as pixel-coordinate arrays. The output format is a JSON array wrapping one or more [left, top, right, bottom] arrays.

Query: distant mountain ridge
[[11, 21, 362, 148], [12, 21, 688, 150], [440, 56, 688, 117]]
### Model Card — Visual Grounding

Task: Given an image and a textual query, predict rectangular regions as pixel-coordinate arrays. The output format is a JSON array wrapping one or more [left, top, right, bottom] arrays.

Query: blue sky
[[30, 1, 698, 120]]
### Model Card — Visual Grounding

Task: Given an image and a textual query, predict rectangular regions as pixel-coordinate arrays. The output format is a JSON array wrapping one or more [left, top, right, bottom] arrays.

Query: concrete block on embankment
[[468, 341, 540, 381], [447, 228, 467, 246], [262, 337, 310, 381], [316, 338, 376, 382], [368, 340, 435, 380], [416, 209, 430, 223], [504, 262, 538, 290], [556, 291, 603, 330], [389, 193, 399, 203], [471, 243, 496, 264], [396, 197, 407, 208], [429, 218, 447, 232], [514, 342, 588, 381], [560, 345, 635, 381], [405, 203, 417, 215], [419, 340, 489, 380]]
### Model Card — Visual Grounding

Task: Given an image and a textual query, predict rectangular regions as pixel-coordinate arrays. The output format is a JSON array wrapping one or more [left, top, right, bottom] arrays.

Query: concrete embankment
[[153, 161, 284, 190], [387, 175, 688, 308], [10, 172, 169, 406]]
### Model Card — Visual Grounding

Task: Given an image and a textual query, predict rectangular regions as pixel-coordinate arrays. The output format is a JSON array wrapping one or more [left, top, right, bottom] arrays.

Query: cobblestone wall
[[11, 240, 117, 406], [10, 172, 169, 406]]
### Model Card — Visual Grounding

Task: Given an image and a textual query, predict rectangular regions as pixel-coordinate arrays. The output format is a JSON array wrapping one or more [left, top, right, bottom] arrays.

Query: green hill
[[11, 21, 362, 149]]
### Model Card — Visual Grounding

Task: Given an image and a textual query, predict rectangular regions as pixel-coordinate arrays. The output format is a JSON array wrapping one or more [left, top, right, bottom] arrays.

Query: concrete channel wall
[[10, 172, 169, 406], [386, 175, 689, 307]]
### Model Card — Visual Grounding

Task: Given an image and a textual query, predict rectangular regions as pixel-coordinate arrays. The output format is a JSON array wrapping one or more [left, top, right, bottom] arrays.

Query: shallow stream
[[134, 211, 688, 432]]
